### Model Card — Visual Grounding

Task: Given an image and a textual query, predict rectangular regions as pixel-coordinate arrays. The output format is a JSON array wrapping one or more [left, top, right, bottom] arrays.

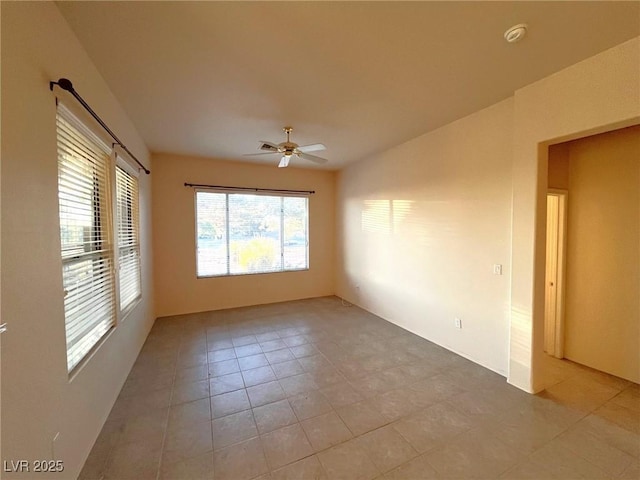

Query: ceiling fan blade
[[259, 141, 281, 152], [244, 152, 279, 156], [278, 156, 290, 168], [297, 143, 326, 153], [298, 152, 328, 164]]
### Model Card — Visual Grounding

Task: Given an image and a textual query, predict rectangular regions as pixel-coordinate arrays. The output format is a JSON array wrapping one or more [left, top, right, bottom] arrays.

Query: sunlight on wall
[[510, 307, 533, 359], [361, 199, 414, 234], [506, 303, 539, 392], [362, 199, 391, 234]]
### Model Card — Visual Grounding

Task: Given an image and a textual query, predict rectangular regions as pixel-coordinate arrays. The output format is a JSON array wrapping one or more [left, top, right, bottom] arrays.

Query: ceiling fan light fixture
[[504, 23, 528, 43], [246, 126, 328, 168]]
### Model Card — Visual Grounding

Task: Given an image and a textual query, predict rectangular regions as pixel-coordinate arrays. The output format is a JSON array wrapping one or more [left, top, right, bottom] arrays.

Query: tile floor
[[80, 297, 639, 480]]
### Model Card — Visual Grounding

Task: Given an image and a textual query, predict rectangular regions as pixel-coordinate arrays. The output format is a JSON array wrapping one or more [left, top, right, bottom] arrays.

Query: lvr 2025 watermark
[[3, 460, 64, 473]]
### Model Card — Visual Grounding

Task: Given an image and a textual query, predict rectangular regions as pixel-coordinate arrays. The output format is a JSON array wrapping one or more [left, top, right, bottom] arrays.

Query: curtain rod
[[50, 78, 150, 175], [184, 183, 315, 195]]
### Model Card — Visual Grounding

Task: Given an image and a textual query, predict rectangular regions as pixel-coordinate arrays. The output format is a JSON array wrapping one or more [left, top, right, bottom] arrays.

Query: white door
[[544, 190, 567, 358]]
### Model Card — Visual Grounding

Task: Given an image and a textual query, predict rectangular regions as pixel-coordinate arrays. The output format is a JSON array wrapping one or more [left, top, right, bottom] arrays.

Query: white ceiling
[[57, 1, 640, 170]]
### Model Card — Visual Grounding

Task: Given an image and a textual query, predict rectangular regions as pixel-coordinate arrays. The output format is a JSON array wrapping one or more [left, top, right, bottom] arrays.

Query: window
[[56, 105, 142, 373], [115, 163, 141, 311], [196, 191, 309, 277], [57, 105, 116, 372]]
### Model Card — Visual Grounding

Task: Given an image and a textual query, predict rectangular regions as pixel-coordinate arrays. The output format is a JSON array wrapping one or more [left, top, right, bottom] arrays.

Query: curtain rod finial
[[49, 78, 74, 92], [58, 78, 74, 92]]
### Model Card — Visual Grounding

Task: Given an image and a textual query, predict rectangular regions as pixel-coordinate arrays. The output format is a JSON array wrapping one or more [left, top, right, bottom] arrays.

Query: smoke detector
[[504, 23, 528, 43]]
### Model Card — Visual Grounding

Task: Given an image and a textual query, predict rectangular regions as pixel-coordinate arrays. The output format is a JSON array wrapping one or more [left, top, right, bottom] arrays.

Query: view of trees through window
[[196, 191, 308, 276]]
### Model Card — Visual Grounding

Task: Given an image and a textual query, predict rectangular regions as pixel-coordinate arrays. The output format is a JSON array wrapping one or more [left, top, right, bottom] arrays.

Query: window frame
[[194, 188, 310, 278]]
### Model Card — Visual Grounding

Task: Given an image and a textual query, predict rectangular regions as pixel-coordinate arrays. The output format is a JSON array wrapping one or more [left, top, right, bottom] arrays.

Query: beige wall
[[152, 154, 335, 317], [561, 126, 640, 382], [511, 37, 640, 392], [1, 3, 154, 478], [336, 98, 514, 375]]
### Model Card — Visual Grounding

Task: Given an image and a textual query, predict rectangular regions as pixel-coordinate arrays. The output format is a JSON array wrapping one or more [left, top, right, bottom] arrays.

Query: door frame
[[545, 189, 568, 358]]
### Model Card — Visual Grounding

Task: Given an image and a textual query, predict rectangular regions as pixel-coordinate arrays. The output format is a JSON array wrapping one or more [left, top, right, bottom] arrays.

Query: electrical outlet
[[455, 317, 462, 329], [493, 264, 503, 275]]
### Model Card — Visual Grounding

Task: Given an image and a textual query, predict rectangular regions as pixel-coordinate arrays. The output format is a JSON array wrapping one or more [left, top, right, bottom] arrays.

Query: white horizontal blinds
[[195, 190, 309, 277], [116, 165, 141, 311], [56, 104, 116, 372]]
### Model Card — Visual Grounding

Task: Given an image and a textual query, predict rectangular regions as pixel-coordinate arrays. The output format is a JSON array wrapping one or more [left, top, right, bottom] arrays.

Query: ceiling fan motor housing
[[281, 142, 297, 153]]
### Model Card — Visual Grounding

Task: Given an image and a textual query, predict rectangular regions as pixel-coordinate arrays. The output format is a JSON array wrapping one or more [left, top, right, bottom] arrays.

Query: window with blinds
[[56, 105, 116, 372], [196, 191, 309, 277], [56, 104, 143, 373], [116, 164, 141, 312]]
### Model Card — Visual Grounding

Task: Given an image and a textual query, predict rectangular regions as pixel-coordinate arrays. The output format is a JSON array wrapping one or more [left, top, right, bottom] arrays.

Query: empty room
[[1, 1, 639, 479]]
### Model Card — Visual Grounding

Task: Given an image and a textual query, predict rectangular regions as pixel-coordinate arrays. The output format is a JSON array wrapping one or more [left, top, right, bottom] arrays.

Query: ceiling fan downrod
[[283, 126, 293, 143]]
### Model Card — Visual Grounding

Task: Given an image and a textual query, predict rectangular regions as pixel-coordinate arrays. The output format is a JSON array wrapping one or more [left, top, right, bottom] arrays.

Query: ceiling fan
[[245, 126, 328, 168]]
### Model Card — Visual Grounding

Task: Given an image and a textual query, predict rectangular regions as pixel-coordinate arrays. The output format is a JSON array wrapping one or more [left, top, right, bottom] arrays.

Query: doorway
[[544, 190, 567, 359], [542, 125, 640, 385]]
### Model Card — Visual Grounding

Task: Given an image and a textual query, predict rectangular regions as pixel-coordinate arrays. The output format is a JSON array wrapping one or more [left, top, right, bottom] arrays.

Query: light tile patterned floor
[[80, 297, 639, 479]]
